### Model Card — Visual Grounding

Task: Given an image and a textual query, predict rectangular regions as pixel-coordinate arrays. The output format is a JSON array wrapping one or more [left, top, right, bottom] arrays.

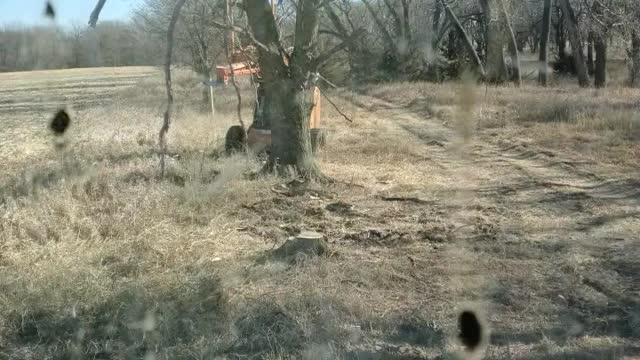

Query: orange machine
[[215, 46, 260, 85]]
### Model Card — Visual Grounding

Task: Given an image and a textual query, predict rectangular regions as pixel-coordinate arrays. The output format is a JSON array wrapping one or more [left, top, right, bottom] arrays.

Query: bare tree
[[244, 0, 352, 176], [159, 0, 188, 177], [558, 0, 589, 87]]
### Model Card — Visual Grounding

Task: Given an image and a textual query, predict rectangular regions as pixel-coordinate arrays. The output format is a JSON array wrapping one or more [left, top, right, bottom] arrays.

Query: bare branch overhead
[[89, 0, 108, 27]]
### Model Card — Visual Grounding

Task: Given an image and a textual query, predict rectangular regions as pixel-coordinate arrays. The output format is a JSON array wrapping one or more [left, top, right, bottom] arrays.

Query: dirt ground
[[0, 67, 638, 359]]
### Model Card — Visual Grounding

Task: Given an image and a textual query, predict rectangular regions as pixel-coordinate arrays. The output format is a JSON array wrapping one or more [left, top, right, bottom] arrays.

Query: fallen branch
[[159, 0, 187, 177], [318, 88, 353, 123], [378, 195, 435, 205]]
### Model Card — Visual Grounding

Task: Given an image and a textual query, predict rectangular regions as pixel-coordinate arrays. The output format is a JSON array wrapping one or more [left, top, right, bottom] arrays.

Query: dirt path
[[346, 93, 640, 356]]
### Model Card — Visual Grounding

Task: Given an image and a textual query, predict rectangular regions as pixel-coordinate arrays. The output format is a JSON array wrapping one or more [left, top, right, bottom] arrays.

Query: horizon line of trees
[[0, 21, 160, 72]]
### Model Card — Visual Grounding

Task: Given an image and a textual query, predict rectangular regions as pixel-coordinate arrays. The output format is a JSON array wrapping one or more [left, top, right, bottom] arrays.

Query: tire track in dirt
[[350, 93, 640, 353]]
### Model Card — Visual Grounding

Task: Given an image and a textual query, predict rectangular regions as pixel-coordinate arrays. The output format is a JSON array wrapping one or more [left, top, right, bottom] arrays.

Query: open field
[[0, 67, 639, 359]]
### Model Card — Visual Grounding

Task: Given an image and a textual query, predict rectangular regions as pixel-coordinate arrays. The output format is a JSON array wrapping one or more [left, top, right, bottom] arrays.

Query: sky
[[0, 0, 144, 27]]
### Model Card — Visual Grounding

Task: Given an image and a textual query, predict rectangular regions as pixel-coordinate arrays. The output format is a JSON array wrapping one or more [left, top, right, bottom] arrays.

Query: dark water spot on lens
[[458, 310, 482, 351], [45, 1, 56, 18], [50, 109, 70, 135]]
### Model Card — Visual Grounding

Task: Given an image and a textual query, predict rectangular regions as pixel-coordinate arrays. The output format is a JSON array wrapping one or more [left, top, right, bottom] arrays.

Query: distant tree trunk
[[401, 0, 411, 43], [587, 36, 595, 75], [530, 29, 539, 53], [555, 6, 567, 62], [538, 0, 552, 86], [479, 0, 507, 83], [558, 0, 589, 87], [500, 0, 521, 86], [630, 32, 640, 87], [594, 35, 607, 88]]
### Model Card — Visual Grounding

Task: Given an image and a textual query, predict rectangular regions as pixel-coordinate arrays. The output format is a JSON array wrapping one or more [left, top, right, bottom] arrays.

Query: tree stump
[[272, 230, 328, 262]]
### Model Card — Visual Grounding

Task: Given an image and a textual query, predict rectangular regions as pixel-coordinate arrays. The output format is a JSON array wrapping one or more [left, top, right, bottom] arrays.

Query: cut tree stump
[[272, 230, 328, 262]]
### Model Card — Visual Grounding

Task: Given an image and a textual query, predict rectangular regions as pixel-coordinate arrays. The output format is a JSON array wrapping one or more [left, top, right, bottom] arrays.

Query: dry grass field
[[0, 66, 639, 359]]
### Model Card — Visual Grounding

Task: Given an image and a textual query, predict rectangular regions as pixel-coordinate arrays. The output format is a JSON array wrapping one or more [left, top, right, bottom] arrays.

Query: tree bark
[[558, 0, 589, 87], [538, 0, 552, 86], [594, 35, 607, 88], [630, 32, 640, 87], [244, 0, 318, 176], [499, 0, 521, 86], [479, 0, 507, 83]]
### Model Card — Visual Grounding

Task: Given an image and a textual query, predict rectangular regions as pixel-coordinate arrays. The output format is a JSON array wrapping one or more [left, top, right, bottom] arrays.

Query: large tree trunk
[[594, 35, 607, 88], [244, 0, 317, 176], [630, 32, 640, 87], [499, 0, 521, 86], [538, 0, 552, 86], [558, 0, 589, 87], [479, 0, 507, 83]]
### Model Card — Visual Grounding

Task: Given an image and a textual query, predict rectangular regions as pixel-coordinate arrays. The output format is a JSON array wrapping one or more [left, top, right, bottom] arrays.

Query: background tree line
[[3, 0, 639, 89], [0, 21, 158, 71], [133, 0, 640, 88]]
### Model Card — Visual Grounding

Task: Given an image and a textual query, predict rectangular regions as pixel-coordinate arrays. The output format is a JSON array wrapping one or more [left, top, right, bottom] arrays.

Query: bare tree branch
[[224, 0, 246, 130], [361, 0, 398, 53], [88, 0, 107, 28], [159, 0, 188, 177], [381, 0, 402, 36], [318, 88, 353, 123], [313, 28, 364, 67], [440, 0, 485, 76]]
